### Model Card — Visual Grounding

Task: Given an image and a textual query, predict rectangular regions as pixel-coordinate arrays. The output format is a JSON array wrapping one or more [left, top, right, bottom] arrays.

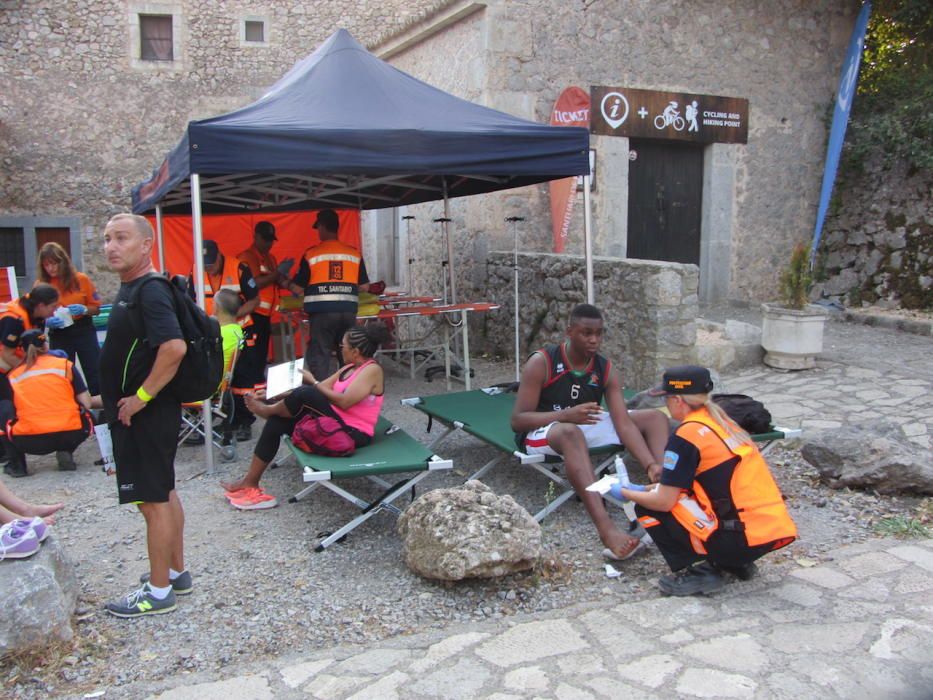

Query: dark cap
[[312, 209, 339, 233], [648, 365, 714, 396], [20, 328, 47, 350], [255, 221, 277, 241], [202, 240, 219, 265]]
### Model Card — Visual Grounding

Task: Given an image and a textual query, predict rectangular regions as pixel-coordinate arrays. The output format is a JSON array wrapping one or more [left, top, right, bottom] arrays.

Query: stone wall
[[482, 252, 699, 390], [380, 0, 854, 305], [0, 0, 449, 300], [1, 0, 853, 307], [815, 158, 932, 310]]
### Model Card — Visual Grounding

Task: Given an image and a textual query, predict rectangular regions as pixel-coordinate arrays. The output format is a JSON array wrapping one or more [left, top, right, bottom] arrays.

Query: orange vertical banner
[[549, 87, 591, 253]]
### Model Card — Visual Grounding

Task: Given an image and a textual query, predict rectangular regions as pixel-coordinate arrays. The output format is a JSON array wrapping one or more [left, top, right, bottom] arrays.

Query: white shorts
[[522, 411, 622, 457]]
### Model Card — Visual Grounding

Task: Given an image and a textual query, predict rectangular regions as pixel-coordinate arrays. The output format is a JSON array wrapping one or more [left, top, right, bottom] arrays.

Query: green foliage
[[843, 0, 933, 173], [779, 244, 812, 310], [874, 516, 930, 539]]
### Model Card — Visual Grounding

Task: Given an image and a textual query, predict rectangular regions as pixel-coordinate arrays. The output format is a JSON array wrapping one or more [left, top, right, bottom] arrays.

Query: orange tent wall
[[144, 210, 361, 279]]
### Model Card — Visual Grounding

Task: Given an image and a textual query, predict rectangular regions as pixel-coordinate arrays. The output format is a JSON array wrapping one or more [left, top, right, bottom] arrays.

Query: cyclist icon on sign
[[654, 101, 685, 131]]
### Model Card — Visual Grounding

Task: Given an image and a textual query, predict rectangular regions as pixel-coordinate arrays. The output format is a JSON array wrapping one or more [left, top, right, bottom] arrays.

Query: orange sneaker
[[223, 486, 253, 501], [229, 489, 278, 510]]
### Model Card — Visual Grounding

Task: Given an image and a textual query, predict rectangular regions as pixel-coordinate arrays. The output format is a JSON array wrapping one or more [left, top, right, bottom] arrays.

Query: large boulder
[[397, 480, 542, 581], [0, 536, 78, 656], [801, 421, 933, 495]]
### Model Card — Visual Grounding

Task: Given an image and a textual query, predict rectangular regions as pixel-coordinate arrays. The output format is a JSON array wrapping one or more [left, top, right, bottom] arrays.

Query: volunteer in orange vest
[[0, 284, 60, 478], [288, 209, 369, 380], [618, 365, 797, 596], [233, 222, 294, 441], [185, 240, 259, 442], [35, 242, 103, 396], [1, 329, 93, 477], [188, 240, 259, 319]]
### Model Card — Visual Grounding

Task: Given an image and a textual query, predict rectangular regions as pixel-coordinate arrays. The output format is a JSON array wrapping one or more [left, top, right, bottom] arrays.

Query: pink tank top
[[332, 360, 384, 436]]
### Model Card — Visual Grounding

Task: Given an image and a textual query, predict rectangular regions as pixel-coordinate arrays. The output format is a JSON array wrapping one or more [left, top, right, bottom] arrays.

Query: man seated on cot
[[510, 303, 670, 560]]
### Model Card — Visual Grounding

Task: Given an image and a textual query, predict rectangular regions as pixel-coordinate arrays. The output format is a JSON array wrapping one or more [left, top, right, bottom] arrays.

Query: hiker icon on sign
[[686, 100, 699, 132]]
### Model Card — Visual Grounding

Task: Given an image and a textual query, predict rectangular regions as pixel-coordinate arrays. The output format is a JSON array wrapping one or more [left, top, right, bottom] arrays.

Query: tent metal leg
[[155, 205, 165, 273], [583, 173, 594, 304], [191, 173, 215, 475]]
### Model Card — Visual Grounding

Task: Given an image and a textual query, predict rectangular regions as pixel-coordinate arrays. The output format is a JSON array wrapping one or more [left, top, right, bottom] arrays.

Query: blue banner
[[811, 1, 872, 263]]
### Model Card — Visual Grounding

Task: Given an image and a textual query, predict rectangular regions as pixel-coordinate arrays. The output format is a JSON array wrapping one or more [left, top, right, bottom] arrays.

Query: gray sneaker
[[658, 562, 725, 597], [56, 450, 77, 471], [139, 569, 193, 595], [105, 583, 177, 618]]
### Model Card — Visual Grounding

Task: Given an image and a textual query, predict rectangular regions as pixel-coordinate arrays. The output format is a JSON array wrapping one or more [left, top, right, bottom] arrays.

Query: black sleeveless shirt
[[535, 342, 611, 411]]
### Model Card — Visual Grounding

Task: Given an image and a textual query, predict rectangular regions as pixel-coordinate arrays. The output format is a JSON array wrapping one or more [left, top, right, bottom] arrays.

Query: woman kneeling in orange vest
[[614, 365, 797, 596], [0, 329, 93, 476]]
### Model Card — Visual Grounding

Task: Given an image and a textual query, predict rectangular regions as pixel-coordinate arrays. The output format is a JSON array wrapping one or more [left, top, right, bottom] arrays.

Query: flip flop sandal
[[602, 538, 647, 562]]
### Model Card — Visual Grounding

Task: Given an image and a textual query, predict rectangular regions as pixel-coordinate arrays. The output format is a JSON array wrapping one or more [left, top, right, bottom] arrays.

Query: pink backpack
[[291, 415, 355, 457]]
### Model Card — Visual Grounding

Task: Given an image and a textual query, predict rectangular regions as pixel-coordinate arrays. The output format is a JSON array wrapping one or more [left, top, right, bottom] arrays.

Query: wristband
[[136, 386, 155, 403]]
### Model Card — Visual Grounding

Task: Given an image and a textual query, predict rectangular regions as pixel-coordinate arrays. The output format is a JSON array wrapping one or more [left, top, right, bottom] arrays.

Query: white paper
[[53, 306, 74, 328], [586, 475, 619, 495], [604, 564, 623, 578], [95, 423, 115, 475], [266, 360, 304, 398]]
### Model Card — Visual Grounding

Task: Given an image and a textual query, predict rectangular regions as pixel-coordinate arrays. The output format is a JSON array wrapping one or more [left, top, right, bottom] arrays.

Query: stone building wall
[[0, 0, 449, 300], [815, 158, 932, 310], [2, 0, 854, 308], [482, 252, 699, 390], [378, 0, 854, 306]]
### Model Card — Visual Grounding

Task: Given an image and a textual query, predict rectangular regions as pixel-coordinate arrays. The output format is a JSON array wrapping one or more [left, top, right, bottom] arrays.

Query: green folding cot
[[402, 387, 801, 523], [286, 417, 453, 551]]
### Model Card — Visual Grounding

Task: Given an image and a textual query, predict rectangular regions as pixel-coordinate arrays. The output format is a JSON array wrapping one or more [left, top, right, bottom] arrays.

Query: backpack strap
[[125, 273, 177, 347]]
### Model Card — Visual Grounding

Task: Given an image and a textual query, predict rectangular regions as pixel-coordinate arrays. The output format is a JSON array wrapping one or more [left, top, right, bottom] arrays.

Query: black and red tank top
[[534, 342, 610, 412]]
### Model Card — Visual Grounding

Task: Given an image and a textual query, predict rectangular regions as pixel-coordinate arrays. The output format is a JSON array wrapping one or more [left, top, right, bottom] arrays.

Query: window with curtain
[[140, 14, 173, 61]]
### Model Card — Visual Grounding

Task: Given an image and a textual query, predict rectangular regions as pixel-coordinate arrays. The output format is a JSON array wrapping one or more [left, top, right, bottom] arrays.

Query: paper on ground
[[605, 564, 622, 578]]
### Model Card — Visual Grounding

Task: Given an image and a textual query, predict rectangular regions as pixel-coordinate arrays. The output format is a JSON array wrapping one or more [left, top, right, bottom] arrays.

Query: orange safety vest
[[201, 256, 242, 316], [669, 409, 797, 553], [237, 246, 279, 316], [302, 240, 361, 313], [0, 299, 36, 357], [8, 353, 83, 435], [0, 299, 35, 332]]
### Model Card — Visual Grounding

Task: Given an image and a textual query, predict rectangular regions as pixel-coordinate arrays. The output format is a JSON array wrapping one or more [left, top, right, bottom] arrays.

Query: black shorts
[[111, 397, 181, 505]]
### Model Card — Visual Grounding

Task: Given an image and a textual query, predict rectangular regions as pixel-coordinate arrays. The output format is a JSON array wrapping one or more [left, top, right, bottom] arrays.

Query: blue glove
[[277, 259, 294, 276], [45, 316, 65, 330], [48, 349, 68, 359], [67, 304, 87, 316]]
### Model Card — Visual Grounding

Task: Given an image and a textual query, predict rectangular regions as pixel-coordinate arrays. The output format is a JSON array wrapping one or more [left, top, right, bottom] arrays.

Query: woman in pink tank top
[[221, 322, 390, 510]]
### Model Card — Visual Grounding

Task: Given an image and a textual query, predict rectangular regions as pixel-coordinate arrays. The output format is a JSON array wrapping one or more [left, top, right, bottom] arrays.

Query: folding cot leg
[[533, 489, 578, 522], [289, 482, 323, 503], [314, 471, 435, 551], [466, 453, 507, 482]]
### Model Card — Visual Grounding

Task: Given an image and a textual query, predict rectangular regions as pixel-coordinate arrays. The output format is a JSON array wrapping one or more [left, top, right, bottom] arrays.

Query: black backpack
[[127, 274, 224, 403], [712, 393, 773, 434]]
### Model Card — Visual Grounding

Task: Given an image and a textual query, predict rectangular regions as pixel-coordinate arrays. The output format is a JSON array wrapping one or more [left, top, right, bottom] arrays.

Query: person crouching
[[1, 329, 93, 475], [618, 365, 797, 596]]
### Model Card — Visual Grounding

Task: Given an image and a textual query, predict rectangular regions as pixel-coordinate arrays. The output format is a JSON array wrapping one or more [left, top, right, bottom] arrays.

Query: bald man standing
[[99, 213, 190, 618]]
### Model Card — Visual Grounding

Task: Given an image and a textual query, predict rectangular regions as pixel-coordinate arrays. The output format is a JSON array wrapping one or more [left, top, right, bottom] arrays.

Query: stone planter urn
[[760, 303, 827, 370]]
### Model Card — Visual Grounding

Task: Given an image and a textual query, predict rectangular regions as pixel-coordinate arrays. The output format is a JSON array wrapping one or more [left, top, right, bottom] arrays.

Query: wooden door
[[36, 227, 71, 256], [627, 140, 703, 264]]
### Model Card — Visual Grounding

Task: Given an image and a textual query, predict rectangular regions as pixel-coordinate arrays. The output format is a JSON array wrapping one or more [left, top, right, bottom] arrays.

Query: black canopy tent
[[131, 28, 593, 470]]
